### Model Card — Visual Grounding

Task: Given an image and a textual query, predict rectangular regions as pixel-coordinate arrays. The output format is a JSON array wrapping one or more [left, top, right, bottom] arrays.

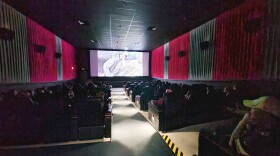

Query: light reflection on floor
[[111, 88, 174, 156]]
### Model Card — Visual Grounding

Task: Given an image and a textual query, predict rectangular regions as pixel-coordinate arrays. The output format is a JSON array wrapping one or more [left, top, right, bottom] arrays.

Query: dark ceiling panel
[[3, 0, 245, 51]]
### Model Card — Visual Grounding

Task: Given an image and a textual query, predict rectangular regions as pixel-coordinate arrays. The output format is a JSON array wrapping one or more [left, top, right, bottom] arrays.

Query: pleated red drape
[[151, 45, 164, 78], [213, 0, 266, 80], [61, 40, 76, 80], [168, 33, 190, 80], [27, 18, 57, 82]]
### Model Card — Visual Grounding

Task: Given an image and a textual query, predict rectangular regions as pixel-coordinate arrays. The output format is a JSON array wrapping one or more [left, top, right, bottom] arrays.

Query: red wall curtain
[[61, 40, 76, 80], [168, 33, 190, 80], [27, 18, 57, 82], [151, 45, 164, 78], [213, 0, 266, 80]]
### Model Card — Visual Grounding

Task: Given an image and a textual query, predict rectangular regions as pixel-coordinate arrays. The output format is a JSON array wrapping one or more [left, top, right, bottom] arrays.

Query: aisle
[[110, 88, 174, 156]]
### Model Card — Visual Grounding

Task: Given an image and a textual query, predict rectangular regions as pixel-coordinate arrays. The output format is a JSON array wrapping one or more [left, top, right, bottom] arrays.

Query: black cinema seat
[[78, 98, 105, 140]]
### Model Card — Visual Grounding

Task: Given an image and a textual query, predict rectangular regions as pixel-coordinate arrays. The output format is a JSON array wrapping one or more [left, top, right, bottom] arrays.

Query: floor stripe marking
[[171, 143, 174, 149], [174, 147, 178, 153], [177, 149, 182, 156], [166, 138, 170, 144], [162, 134, 185, 156], [169, 142, 173, 148], [180, 151, 184, 156]]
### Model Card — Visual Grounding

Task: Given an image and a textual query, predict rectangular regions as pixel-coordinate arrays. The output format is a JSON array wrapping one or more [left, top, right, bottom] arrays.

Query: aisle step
[[162, 134, 185, 156]]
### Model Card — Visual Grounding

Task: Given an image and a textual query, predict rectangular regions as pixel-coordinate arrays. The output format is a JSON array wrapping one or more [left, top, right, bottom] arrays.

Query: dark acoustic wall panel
[[213, 0, 266, 80], [151, 45, 164, 78], [27, 17, 57, 83], [76, 48, 89, 71], [61, 40, 76, 80], [168, 32, 190, 80], [0, 2, 30, 83], [263, 0, 280, 79], [189, 19, 215, 80]]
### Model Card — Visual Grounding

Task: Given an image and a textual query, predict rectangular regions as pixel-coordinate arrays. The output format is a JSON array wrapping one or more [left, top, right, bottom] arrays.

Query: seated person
[[183, 90, 196, 109], [232, 82, 246, 110], [140, 82, 154, 99], [95, 91, 105, 100], [151, 89, 172, 108], [229, 96, 280, 156], [221, 86, 236, 113], [203, 86, 217, 111]]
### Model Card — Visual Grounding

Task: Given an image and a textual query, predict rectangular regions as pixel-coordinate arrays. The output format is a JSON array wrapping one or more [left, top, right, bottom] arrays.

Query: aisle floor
[[109, 88, 175, 156]]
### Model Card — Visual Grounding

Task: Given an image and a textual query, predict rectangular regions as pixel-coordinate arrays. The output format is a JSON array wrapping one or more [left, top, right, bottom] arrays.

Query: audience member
[[229, 96, 280, 156], [221, 86, 236, 112]]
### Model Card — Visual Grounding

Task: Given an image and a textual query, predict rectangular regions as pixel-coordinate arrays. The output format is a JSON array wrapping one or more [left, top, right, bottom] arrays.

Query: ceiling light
[[91, 40, 98, 43], [78, 21, 84, 25], [121, 1, 126, 7], [147, 26, 157, 31], [78, 20, 90, 26]]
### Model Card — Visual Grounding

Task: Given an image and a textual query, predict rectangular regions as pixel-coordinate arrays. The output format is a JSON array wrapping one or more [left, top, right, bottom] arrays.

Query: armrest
[[199, 134, 235, 156], [148, 101, 163, 112]]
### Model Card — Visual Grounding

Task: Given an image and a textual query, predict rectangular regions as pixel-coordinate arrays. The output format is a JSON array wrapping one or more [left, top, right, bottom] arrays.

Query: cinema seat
[[77, 98, 105, 140]]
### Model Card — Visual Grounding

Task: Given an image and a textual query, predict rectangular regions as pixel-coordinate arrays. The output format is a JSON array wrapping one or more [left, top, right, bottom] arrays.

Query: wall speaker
[[165, 56, 170, 61], [0, 27, 15, 40], [55, 52, 62, 58], [34, 45, 46, 53], [244, 18, 260, 33], [200, 41, 209, 50], [178, 51, 184, 57]]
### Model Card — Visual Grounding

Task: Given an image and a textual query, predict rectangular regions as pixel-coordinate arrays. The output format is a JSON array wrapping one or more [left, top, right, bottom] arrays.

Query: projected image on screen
[[90, 50, 149, 77]]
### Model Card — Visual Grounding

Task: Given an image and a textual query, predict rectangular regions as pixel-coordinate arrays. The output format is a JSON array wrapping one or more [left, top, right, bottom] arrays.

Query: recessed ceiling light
[[78, 21, 84, 25], [121, 1, 126, 7], [78, 20, 90, 26], [147, 26, 157, 31], [90, 40, 98, 43]]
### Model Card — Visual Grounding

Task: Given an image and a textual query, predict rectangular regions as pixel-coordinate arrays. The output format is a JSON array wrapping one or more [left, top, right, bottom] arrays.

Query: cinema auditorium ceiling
[[3, 0, 244, 51]]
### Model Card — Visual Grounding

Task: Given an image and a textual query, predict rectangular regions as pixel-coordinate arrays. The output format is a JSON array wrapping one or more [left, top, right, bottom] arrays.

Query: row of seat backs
[[77, 98, 105, 127], [126, 81, 229, 114], [0, 81, 111, 145], [0, 82, 110, 120], [0, 83, 77, 145], [73, 82, 111, 100]]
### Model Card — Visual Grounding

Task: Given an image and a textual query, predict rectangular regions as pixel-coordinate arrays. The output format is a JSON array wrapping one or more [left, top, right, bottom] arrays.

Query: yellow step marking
[[162, 134, 185, 156]]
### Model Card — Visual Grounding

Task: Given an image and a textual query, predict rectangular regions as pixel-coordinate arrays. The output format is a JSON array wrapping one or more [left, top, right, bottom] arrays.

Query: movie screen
[[90, 50, 149, 77]]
